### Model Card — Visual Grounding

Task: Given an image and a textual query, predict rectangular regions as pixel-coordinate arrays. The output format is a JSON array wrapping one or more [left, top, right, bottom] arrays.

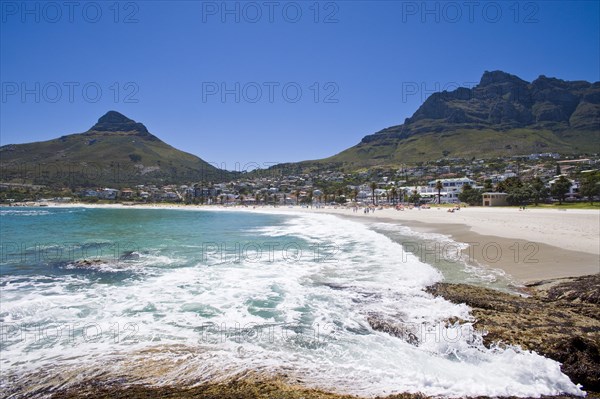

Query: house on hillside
[[548, 176, 579, 199], [120, 189, 134, 199], [98, 188, 119, 200]]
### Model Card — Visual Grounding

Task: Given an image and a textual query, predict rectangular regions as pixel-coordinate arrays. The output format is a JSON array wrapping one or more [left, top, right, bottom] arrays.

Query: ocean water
[[0, 207, 583, 398]]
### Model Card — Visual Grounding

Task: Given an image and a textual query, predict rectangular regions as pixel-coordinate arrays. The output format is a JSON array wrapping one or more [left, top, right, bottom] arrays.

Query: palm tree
[[322, 191, 327, 204], [435, 180, 443, 204], [295, 189, 301, 205], [370, 182, 377, 205], [306, 191, 313, 205], [390, 187, 398, 205]]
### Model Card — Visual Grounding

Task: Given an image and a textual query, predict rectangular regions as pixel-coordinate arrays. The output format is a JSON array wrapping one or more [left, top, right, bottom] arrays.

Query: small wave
[[0, 209, 51, 216], [62, 259, 143, 274]]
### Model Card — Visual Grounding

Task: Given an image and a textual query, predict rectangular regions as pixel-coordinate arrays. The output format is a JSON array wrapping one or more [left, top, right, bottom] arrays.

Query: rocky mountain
[[323, 71, 600, 168], [0, 111, 226, 187]]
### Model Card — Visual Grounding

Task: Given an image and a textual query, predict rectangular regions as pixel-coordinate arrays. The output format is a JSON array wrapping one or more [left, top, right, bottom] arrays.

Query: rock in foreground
[[427, 274, 600, 393]]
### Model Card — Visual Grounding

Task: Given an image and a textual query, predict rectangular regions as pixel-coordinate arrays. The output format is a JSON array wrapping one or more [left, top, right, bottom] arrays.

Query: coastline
[[20, 202, 600, 285], [4, 202, 599, 397], [294, 206, 600, 285]]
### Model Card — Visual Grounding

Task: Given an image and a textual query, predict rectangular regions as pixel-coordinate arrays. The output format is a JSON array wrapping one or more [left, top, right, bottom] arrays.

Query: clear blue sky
[[1, 0, 599, 171]]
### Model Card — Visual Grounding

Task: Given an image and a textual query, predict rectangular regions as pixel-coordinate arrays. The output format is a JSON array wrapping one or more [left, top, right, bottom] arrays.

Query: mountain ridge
[[320, 70, 599, 168], [1, 71, 599, 186], [0, 111, 226, 187]]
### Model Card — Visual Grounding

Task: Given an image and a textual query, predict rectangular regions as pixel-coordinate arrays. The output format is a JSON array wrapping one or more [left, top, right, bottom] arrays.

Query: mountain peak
[[479, 70, 528, 87], [89, 111, 149, 133]]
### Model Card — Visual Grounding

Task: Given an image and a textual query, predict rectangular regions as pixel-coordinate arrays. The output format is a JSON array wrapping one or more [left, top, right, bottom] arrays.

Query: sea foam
[[0, 209, 584, 397]]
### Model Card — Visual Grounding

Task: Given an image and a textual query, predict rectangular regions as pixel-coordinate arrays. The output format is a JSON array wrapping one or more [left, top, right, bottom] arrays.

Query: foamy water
[[0, 207, 583, 397]]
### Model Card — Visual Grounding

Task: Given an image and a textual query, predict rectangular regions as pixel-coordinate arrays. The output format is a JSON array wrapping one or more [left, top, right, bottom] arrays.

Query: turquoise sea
[[0, 207, 583, 397]]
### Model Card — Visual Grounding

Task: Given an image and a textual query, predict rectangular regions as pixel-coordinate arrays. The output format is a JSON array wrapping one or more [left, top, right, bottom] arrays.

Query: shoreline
[[268, 206, 599, 285], [3, 202, 599, 397], [6, 202, 599, 285]]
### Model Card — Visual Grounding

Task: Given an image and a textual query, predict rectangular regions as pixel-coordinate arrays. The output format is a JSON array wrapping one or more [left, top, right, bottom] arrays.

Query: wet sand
[[270, 206, 600, 284]]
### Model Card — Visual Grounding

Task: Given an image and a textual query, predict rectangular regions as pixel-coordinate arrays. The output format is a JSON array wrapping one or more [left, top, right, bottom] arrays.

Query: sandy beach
[[37, 202, 600, 284], [264, 205, 600, 284], [5, 202, 600, 397]]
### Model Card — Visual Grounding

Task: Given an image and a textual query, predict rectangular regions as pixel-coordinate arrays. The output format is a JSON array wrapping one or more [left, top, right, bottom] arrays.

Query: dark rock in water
[[366, 314, 419, 345], [427, 275, 600, 393], [119, 251, 140, 261], [70, 259, 106, 268]]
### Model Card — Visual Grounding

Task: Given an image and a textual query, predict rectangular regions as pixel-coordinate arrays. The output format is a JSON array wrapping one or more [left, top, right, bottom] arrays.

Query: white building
[[548, 176, 579, 199], [397, 178, 477, 204], [424, 178, 477, 203]]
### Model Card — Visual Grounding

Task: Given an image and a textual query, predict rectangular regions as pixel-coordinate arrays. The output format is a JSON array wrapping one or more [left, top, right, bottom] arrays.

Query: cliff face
[[89, 111, 150, 134], [362, 71, 600, 144], [320, 71, 599, 166]]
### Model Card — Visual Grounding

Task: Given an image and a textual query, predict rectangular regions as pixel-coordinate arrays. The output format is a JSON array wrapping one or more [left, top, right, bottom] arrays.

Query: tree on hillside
[[458, 183, 483, 206], [483, 179, 493, 191], [496, 176, 523, 193], [506, 186, 533, 206], [579, 172, 600, 205], [435, 180, 443, 204], [556, 163, 561, 176], [551, 175, 571, 204], [528, 177, 548, 206]]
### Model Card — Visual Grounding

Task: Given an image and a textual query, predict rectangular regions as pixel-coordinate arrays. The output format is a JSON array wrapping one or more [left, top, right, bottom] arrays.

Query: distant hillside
[[315, 71, 600, 170], [0, 111, 227, 187]]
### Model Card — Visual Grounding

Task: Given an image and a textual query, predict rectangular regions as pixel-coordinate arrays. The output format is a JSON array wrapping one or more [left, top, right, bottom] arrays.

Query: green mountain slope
[[0, 111, 226, 187], [320, 71, 600, 169]]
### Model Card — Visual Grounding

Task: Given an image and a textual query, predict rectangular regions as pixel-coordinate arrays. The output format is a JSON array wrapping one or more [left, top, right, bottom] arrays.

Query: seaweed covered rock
[[427, 275, 600, 393]]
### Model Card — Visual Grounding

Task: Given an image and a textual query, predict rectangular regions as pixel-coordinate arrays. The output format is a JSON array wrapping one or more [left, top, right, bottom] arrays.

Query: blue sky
[[1, 0, 599, 170]]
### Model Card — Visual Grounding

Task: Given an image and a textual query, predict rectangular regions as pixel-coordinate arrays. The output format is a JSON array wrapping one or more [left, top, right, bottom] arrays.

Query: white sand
[[257, 205, 600, 283], [285, 206, 600, 256]]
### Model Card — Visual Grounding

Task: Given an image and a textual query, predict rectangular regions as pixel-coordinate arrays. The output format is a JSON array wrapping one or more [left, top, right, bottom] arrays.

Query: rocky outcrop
[[44, 276, 600, 399], [360, 71, 599, 145], [89, 111, 150, 134], [366, 313, 420, 345], [88, 111, 161, 141], [409, 71, 596, 128], [427, 274, 600, 393]]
